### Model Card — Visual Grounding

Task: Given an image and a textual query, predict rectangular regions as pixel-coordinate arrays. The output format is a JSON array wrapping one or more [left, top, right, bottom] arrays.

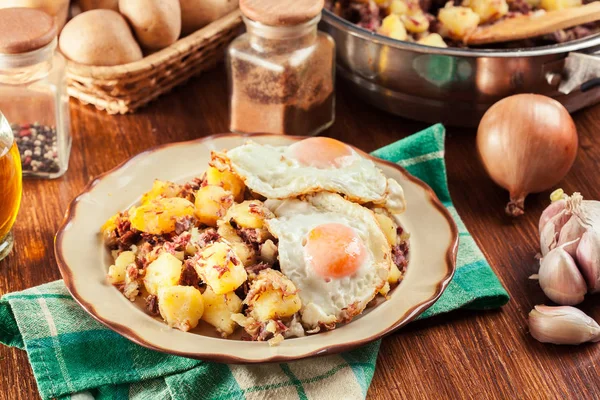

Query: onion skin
[[477, 94, 578, 217]]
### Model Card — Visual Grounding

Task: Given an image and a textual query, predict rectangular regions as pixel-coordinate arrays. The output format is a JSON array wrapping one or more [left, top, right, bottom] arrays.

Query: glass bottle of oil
[[0, 111, 22, 261]]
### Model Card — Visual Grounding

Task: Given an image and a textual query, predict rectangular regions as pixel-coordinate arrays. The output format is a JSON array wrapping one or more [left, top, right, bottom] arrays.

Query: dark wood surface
[[1, 66, 600, 400]]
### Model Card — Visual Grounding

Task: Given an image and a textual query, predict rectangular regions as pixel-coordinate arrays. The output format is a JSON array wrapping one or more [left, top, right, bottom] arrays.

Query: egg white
[[265, 192, 391, 329], [221, 141, 406, 212]]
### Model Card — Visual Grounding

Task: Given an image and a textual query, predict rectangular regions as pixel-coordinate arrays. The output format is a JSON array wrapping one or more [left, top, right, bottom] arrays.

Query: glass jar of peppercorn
[[0, 8, 71, 179]]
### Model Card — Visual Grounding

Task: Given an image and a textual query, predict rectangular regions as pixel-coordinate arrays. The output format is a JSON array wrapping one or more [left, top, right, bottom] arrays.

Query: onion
[[476, 94, 578, 217]]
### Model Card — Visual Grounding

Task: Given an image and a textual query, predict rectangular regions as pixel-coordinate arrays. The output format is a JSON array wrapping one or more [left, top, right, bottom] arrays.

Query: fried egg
[[265, 192, 391, 329], [220, 137, 406, 213]]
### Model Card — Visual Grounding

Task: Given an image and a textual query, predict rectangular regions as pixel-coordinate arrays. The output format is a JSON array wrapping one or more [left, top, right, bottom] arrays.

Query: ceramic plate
[[55, 134, 458, 363]]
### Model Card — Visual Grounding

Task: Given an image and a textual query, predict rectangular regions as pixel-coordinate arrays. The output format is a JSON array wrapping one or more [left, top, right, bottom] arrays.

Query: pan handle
[[557, 51, 600, 95]]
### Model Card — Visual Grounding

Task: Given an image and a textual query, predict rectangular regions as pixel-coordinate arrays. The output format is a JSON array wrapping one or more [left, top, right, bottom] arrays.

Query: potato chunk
[[217, 224, 256, 266], [223, 200, 273, 230], [194, 185, 234, 227], [246, 269, 301, 322], [417, 33, 448, 48], [202, 287, 243, 337], [194, 242, 247, 294], [144, 253, 183, 295], [401, 12, 429, 33], [389, 262, 402, 285], [158, 285, 204, 332], [466, 0, 508, 23], [388, 0, 409, 15], [129, 197, 195, 235], [378, 14, 408, 40], [205, 166, 245, 202], [140, 180, 182, 204], [374, 212, 398, 247], [438, 5, 480, 40], [539, 0, 580, 10], [107, 251, 135, 284]]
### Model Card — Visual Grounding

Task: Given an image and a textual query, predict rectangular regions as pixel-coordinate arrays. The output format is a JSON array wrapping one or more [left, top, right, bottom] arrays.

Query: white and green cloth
[[0, 124, 509, 400]]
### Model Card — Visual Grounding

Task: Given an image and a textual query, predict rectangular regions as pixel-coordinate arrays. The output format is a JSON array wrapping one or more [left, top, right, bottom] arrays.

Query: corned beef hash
[[101, 137, 410, 345]]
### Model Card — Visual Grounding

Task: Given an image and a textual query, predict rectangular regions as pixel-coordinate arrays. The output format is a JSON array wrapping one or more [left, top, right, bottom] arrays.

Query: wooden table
[[1, 66, 600, 399]]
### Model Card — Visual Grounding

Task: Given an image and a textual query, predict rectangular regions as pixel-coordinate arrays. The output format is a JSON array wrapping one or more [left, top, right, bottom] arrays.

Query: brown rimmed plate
[[55, 134, 458, 363]]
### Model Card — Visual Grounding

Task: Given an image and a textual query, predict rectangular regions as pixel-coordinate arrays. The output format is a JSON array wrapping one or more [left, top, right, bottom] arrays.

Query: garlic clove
[[529, 305, 600, 345], [540, 211, 571, 256], [538, 245, 586, 305], [539, 198, 567, 236], [557, 217, 587, 257], [577, 230, 600, 293]]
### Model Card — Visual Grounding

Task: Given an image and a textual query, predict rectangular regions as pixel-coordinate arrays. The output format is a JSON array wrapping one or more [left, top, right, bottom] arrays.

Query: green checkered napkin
[[0, 123, 509, 400]]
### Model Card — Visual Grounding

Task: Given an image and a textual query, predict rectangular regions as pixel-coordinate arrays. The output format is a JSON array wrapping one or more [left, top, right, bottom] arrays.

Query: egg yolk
[[305, 223, 366, 279], [290, 137, 353, 169]]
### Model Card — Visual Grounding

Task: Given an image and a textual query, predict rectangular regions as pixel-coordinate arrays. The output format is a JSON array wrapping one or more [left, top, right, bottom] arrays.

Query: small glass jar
[[227, 0, 335, 136], [0, 8, 71, 179]]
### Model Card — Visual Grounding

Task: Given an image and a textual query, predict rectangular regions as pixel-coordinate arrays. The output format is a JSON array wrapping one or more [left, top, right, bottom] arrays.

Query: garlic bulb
[[540, 210, 572, 256], [538, 243, 586, 305], [529, 305, 600, 345], [577, 230, 600, 293], [557, 217, 587, 257], [539, 198, 566, 235]]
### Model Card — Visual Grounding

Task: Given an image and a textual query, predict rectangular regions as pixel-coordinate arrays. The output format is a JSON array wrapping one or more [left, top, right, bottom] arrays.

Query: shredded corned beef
[[146, 295, 160, 316]]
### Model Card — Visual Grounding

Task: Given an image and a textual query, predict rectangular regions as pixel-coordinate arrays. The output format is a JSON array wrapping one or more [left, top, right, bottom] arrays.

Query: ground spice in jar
[[228, 0, 335, 136], [12, 123, 60, 175]]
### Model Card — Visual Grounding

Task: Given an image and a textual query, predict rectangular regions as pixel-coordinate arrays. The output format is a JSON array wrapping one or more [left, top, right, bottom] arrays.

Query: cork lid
[[0, 8, 57, 54], [240, 0, 324, 26]]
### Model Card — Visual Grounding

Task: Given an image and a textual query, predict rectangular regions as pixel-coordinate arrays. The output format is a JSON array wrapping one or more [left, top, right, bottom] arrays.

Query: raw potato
[[158, 285, 204, 331], [202, 287, 243, 336], [119, 0, 181, 50], [59, 10, 143, 66], [179, 0, 239, 35], [79, 0, 119, 12]]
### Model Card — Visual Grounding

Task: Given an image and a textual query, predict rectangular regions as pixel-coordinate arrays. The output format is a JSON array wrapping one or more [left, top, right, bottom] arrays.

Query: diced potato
[[388, 0, 409, 15], [246, 270, 301, 322], [217, 224, 256, 266], [101, 213, 119, 236], [130, 197, 195, 235], [140, 180, 183, 204], [401, 12, 429, 33], [438, 5, 480, 40], [378, 14, 408, 41], [417, 33, 448, 48], [374, 213, 398, 247], [466, 0, 508, 23], [389, 262, 402, 284], [107, 251, 135, 284], [194, 185, 234, 227], [194, 242, 247, 294], [202, 287, 243, 337], [205, 166, 245, 202], [540, 0, 580, 10], [251, 290, 302, 321], [223, 200, 273, 230], [259, 239, 278, 265], [158, 285, 204, 332], [144, 253, 183, 295]]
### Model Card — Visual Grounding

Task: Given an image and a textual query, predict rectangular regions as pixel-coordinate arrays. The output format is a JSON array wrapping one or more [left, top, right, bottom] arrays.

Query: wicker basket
[[66, 10, 242, 114]]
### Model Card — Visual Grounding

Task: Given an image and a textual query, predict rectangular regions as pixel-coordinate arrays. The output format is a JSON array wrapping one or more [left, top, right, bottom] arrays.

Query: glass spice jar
[[227, 0, 335, 136], [0, 7, 71, 179]]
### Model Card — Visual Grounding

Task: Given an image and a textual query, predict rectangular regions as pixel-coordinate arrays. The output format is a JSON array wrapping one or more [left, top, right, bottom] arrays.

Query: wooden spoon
[[465, 2, 600, 45]]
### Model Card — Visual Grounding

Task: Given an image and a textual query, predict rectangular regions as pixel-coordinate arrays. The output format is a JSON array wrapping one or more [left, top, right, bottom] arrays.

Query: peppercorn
[[12, 123, 60, 175]]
